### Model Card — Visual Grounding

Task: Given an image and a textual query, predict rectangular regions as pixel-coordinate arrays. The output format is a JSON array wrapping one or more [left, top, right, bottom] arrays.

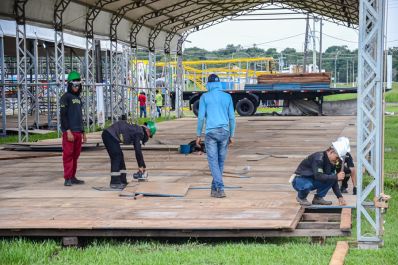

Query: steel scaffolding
[[356, 0, 386, 248], [15, 0, 29, 142], [148, 50, 157, 120]]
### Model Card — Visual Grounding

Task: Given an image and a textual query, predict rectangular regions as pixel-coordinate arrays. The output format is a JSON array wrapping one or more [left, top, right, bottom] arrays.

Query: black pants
[[101, 130, 127, 184], [341, 174, 351, 189]]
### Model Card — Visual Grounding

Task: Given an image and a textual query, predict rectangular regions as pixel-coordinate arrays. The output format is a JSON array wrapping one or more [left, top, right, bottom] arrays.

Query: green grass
[[0, 131, 60, 145], [0, 116, 176, 145], [385, 82, 398, 103], [324, 82, 398, 102], [324, 93, 357, 101]]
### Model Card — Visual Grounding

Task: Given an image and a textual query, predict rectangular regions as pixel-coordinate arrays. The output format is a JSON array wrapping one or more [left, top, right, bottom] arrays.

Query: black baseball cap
[[208, 74, 220, 83]]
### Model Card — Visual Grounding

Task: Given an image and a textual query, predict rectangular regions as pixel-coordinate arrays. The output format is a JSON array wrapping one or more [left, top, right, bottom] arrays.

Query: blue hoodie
[[196, 82, 236, 137]]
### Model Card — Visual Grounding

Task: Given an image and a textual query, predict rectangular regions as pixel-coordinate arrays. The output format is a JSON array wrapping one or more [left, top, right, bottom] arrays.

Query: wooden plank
[[0, 115, 358, 238], [329, 241, 349, 265], [301, 213, 341, 222], [288, 207, 305, 230], [0, 228, 350, 238], [340, 208, 352, 231], [297, 222, 340, 229], [122, 182, 190, 197]]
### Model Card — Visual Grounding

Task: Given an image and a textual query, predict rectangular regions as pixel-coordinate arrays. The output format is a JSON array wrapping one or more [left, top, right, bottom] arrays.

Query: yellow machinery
[[136, 57, 276, 91]]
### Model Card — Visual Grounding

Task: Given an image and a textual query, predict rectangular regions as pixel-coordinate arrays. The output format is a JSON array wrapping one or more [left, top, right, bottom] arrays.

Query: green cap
[[146, 121, 157, 137], [67, 71, 81, 82]]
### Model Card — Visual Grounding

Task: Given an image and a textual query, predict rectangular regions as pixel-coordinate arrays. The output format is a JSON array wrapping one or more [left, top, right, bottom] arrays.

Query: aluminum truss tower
[[356, 0, 387, 248], [0, 34, 6, 136], [163, 53, 172, 119], [84, 37, 96, 132], [129, 47, 139, 124], [15, 0, 29, 142], [148, 50, 157, 120], [54, 0, 70, 135], [175, 39, 184, 119]]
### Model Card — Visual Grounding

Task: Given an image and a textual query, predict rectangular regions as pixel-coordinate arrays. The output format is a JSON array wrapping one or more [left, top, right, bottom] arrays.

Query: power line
[[244, 33, 305, 48], [322, 33, 358, 43]]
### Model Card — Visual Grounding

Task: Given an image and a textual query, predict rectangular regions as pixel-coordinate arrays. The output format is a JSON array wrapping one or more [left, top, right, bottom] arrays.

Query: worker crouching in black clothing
[[101, 120, 157, 189], [292, 137, 350, 206]]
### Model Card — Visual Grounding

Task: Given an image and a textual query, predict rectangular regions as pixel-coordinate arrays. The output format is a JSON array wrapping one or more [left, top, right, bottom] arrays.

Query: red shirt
[[138, 94, 146, 107]]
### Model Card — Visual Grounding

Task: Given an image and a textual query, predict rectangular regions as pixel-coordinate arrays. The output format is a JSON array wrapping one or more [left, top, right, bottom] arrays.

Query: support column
[[84, 37, 96, 131], [130, 47, 138, 124], [175, 54, 183, 118], [148, 50, 157, 120], [54, 0, 70, 134], [32, 38, 39, 128], [54, 30, 64, 135], [357, 0, 386, 248], [110, 40, 118, 121], [0, 34, 6, 136], [164, 53, 172, 119], [15, 0, 29, 142]]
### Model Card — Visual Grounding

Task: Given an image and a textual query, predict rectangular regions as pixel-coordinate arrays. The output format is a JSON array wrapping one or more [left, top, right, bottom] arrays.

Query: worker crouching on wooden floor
[[101, 120, 157, 189], [291, 137, 350, 206]]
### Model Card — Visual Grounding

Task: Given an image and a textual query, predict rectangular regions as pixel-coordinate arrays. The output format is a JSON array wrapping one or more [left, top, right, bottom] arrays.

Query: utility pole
[[319, 18, 323, 72], [352, 58, 355, 87], [334, 50, 341, 88], [312, 18, 317, 72], [346, 59, 349, 84], [303, 14, 310, 73]]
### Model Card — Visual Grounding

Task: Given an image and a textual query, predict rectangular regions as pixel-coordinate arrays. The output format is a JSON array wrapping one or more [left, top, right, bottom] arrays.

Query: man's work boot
[[296, 196, 311, 206], [211, 189, 226, 198], [71, 177, 85, 185], [312, 196, 332, 205], [120, 174, 128, 185], [109, 183, 126, 190], [64, 179, 72, 186], [353, 186, 357, 195]]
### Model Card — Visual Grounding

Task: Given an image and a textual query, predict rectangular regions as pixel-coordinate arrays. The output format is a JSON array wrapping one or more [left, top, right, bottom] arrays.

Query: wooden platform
[[0, 116, 356, 238]]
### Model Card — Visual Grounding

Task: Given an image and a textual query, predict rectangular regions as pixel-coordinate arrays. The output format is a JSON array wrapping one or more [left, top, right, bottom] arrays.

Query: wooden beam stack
[[258, 72, 331, 84]]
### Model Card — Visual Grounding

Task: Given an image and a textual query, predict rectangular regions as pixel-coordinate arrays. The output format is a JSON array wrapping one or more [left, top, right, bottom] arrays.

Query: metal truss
[[30, 38, 39, 129], [129, 47, 139, 124], [175, 42, 184, 119], [0, 34, 6, 136], [53, 0, 70, 134], [103, 50, 110, 119], [130, 0, 204, 49], [164, 2, 272, 53], [85, 0, 117, 125], [148, 50, 157, 120], [121, 45, 129, 117], [15, 0, 29, 142], [163, 53, 172, 119], [356, 0, 386, 248], [276, 1, 357, 28], [86, 0, 114, 39], [149, 0, 267, 51], [109, 40, 120, 122], [84, 37, 96, 132], [110, 0, 160, 42]]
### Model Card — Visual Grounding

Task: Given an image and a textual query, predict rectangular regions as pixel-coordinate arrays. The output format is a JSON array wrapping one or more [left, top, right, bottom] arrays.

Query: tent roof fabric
[[0, 0, 358, 52]]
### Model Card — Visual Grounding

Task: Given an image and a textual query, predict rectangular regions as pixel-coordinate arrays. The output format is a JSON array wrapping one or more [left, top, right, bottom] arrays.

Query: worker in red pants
[[60, 71, 87, 186]]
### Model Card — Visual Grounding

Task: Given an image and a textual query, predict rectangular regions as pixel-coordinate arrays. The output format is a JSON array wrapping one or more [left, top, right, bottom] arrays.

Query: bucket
[[179, 144, 191, 154]]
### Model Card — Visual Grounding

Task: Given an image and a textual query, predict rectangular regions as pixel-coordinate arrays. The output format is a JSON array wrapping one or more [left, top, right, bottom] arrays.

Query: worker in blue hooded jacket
[[196, 74, 236, 198]]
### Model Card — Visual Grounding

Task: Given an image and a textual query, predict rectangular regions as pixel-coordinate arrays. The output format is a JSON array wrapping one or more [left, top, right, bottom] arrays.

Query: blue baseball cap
[[208, 74, 220, 83]]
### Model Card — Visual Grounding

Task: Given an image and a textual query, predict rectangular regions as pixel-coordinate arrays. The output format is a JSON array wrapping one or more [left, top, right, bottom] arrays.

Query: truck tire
[[192, 100, 200, 117], [236, 98, 255, 116]]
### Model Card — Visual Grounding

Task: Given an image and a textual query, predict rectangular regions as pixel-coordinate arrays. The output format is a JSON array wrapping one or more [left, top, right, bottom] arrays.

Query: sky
[[185, 2, 398, 53]]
